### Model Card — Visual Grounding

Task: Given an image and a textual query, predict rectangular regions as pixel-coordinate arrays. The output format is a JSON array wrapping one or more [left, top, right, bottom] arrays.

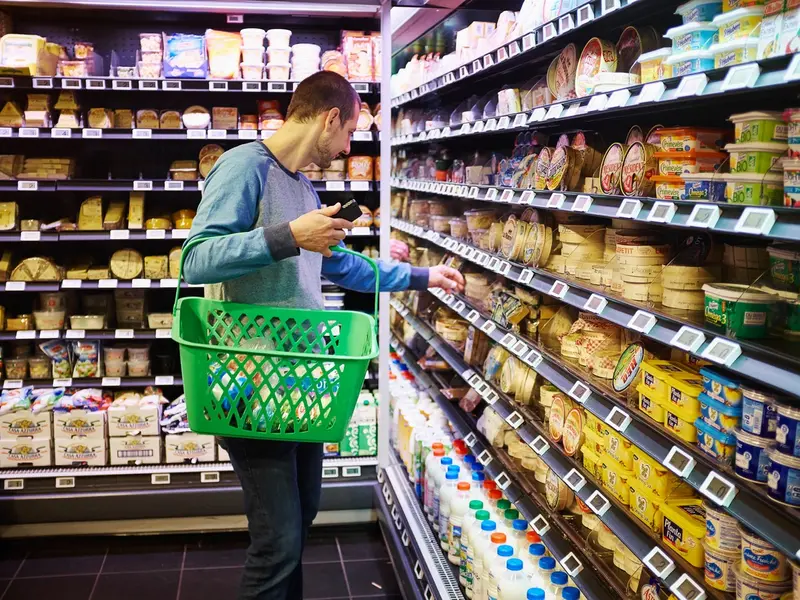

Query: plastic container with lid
[[711, 37, 759, 68], [723, 0, 765, 8], [636, 48, 673, 83], [712, 6, 765, 43], [740, 525, 791, 581], [703, 283, 777, 339], [700, 391, 742, 433], [267, 62, 291, 80], [676, 0, 724, 23], [767, 246, 800, 292], [641, 360, 696, 404], [496, 558, 528, 600], [651, 175, 686, 200], [741, 386, 778, 438], [604, 427, 633, 469], [784, 159, 800, 208], [658, 126, 728, 152], [705, 500, 741, 551], [664, 405, 699, 443], [734, 427, 773, 482], [704, 542, 740, 591], [767, 448, 800, 506], [726, 142, 787, 174], [731, 111, 787, 144], [696, 417, 737, 462], [665, 22, 720, 51], [665, 371, 704, 418], [627, 476, 666, 532], [601, 453, 633, 504], [655, 149, 727, 176], [638, 385, 666, 423], [682, 172, 727, 201], [241, 63, 264, 80], [776, 402, 800, 456], [266, 29, 292, 48], [666, 47, 717, 75], [724, 172, 784, 205], [661, 499, 706, 567], [735, 562, 792, 600], [267, 47, 291, 63], [701, 367, 744, 406]]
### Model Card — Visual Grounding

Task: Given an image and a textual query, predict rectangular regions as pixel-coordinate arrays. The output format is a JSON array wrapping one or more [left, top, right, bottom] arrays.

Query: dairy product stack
[[661, 264, 719, 311], [615, 229, 670, 303], [291, 43, 321, 82], [265, 29, 292, 81]]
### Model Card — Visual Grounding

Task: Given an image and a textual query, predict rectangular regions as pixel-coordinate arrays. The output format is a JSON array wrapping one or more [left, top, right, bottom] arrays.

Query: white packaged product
[[266, 29, 292, 48]]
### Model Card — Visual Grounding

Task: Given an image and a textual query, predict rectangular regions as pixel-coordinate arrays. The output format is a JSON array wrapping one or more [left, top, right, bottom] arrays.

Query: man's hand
[[428, 265, 465, 293], [289, 203, 353, 257], [390, 239, 410, 262]]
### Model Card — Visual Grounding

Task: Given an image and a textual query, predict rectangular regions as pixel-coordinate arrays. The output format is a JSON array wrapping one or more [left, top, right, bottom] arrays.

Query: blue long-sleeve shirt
[[182, 142, 427, 309]]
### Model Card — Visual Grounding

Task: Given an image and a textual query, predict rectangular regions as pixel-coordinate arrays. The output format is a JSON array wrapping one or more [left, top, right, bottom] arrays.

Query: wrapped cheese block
[[160, 110, 182, 129], [144, 255, 168, 279], [11, 257, 61, 281], [128, 193, 145, 229], [114, 109, 134, 129], [103, 201, 126, 230], [169, 247, 181, 279], [136, 109, 160, 129], [110, 249, 144, 280], [78, 197, 103, 230]]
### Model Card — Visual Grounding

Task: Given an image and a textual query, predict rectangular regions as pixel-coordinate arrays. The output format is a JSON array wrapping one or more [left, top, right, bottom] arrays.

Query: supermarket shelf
[[0, 127, 379, 143], [389, 333, 618, 600], [392, 292, 800, 560], [0, 179, 379, 193], [391, 0, 684, 107], [396, 298, 731, 600], [0, 227, 377, 242], [375, 476, 427, 600], [0, 328, 173, 341], [391, 178, 800, 244], [1, 375, 183, 389], [0, 279, 194, 292], [391, 217, 800, 401], [0, 76, 378, 95]]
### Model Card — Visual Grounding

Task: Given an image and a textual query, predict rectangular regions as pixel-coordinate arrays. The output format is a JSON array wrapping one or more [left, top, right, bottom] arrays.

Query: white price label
[[162, 80, 181, 91], [463, 432, 477, 448], [132, 278, 151, 288], [61, 280, 82, 289], [186, 129, 207, 139], [643, 547, 676, 579], [616, 198, 643, 219], [700, 338, 742, 366], [542, 23, 557, 41], [207, 129, 226, 139], [520, 190, 534, 205], [605, 406, 632, 432], [500, 189, 514, 203], [160, 279, 179, 288], [98, 279, 118, 288], [66, 329, 85, 339], [2, 380, 23, 389], [544, 104, 564, 121], [5, 281, 25, 291], [638, 81, 666, 104], [238, 129, 258, 140], [670, 326, 706, 353], [518, 269, 534, 285], [549, 280, 569, 299], [484, 119, 497, 132], [466, 310, 480, 323], [351, 181, 370, 191], [687, 204, 721, 229], [586, 94, 609, 112], [722, 63, 761, 91], [586, 490, 611, 517], [735, 207, 776, 235], [476, 449, 493, 467], [663, 446, 697, 479], [82, 128, 102, 138], [146, 229, 166, 239], [102, 377, 121, 386], [602, 0, 621, 14], [494, 471, 512, 490], [483, 54, 494, 69], [584, 294, 607, 314], [500, 333, 517, 349], [512, 341, 529, 357], [628, 310, 657, 334], [676, 73, 709, 98], [0, 127, 10, 137], [670, 574, 707, 600], [39, 330, 60, 339], [133, 180, 153, 191], [51, 128, 72, 138], [512, 113, 527, 129], [32, 78, 53, 88], [485, 188, 498, 201], [15, 330, 36, 340], [115, 329, 134, 339], [17, 180, 37, 191], [547, 193, 566, 209], [529, 107, 547, 123], [497, 116, 511, 129], [172, 229, 189, 239], [568, 381, 591, 404], [156, 329, 172, 339], [112, 79, 133, 90], [647, 201, 676, 223], [558, 13, 575, 33], [607, 89, 631, 110], [132, 128, 152, 139], [563, 469, 586, 492], [572, 195, 593, 212], [20, 231, 40, 241], [155, 375, 175, 386], [469, 187, 480, 199], [529, 435, 550, 456], [53, 378, 72, 387], [700, 471, 738, 507], [209, 81, 228, 91], [530, 514, 550, 536], [497, 47, 509, 62], [266, 82, 286, 93], [785, 53, 800, 82], [524, 349, 543, 368], [480, 321, 496, 335], [19, 127, 39, 138], [62, 78, 82, 89], [471, 121, 484, 134], [522, 33, 536, 52], [0, 77, 13, 88], [165, 180, 184, 191]]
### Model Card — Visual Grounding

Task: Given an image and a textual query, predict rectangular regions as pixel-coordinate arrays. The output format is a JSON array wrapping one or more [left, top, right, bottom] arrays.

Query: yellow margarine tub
[[632, 445, 695, 499], [604, 427, 634, 469], [636, 48, 673, 83], [711, 37, 759, 69], [581, 444, 603, 480], [638, 384, 666, 423], [641, 360, 696, 404], [584, 410, 605, 436], [665, 371, 704, 417], [602, 453, 634, 505], [712, 7, 764, 44], [628, 476, 667, 533], [661, 499, 706, 567], [583, 426, 606, 456], [664, 405, 699, 442]]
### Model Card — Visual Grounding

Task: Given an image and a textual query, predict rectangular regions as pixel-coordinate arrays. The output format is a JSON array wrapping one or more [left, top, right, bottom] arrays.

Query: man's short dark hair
[[286, 71, 361, 124]]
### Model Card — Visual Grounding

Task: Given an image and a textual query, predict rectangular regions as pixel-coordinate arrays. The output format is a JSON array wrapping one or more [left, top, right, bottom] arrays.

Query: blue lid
[[529, 543, 546, 557], [513, 519, 528, 531], [539, 557, 556, 570], [472, 472, 486, 482], [445, 471, 459, 480], [441, 457, 453, 465], [482, 520, 497, 531], [464, 455, 476, 465], [699, 392, 742, 417], [528, 588, 546, 600], [562, 587, 580, 600], [551, 572, 568, 586], [694, 416, 737, 444], [498, 545, 514, 557], [447, 465, 460, 472], [507, 558, 524, 571], [473, 463, 485, 472], [700, 366, 741, 391]]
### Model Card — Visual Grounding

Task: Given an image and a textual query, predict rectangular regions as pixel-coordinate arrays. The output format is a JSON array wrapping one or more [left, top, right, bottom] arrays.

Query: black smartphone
[[336, 199, 363, 223]]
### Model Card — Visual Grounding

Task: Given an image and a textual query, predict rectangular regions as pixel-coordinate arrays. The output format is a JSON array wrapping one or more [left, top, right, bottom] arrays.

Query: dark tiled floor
[[0, 525, 401, 600]]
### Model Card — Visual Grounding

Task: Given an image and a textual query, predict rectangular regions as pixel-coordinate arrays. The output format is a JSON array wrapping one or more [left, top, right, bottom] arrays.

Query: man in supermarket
[[182, 70, 464, 600]]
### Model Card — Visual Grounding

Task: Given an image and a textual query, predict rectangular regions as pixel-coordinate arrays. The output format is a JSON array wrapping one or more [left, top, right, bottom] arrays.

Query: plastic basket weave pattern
[[171, 238, 379, 442]]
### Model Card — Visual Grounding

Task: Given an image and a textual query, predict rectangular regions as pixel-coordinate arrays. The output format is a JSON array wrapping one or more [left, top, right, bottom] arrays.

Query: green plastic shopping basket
[[171, 236, 379, 443]]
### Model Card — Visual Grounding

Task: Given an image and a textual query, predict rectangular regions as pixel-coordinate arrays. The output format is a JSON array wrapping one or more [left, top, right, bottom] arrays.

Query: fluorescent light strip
[[3, 0, 380, 14]]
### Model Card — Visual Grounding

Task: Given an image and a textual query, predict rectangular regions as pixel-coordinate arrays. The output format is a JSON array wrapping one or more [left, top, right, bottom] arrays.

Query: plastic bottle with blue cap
[[432, 461, 457, 531], [506, 519, 529, 555], [439, 470, 460, 550], [525, 543, 548, 586], [545, 571, 568, 600], [527, 588, 547, 600], [561, 586, 580, 600], [497, 558, 530, 600], [423, 446, 446, 521], [486, 544, 516, 600], [460, 506, 488, 588], [468, 519, 497, 599], [474, 528, 507, 600]]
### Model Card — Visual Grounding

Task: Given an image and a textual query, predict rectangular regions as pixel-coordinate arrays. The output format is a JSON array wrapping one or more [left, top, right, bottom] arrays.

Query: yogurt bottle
[[469, 521, 498, 599], [438, 471, 460, 550], [496, 559, 529, 600], [434, 465, 459, 532], [508, 519, 530, 555], [486, 545, 516, 600], [545, 572, 569, 600], [463, 509, 491, 589], [476, 532, 508, 600], [526, 544, 548, 586], [428, 456, 453, 526], [448, 482, 473, 564], [526, 588, 546, 600], [424, 447, 446, 519], [561, 587, 580, 600]]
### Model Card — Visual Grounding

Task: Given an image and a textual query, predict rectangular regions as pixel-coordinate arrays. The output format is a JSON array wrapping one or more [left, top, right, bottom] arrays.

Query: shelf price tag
[[524, 349, 543, 368], [500, 189, 514, 203], [162, 80, 181, 91], [542, 23, 557, 41], [238, 129, 258, 140], [164, 180, 184, 191], [466, 310, 480, 324], [0, 127, 10, 137], [572, 195, 593, 212], [522, 33, 536, 52], [51, 128, 72, 138], [628, 310, 657, 334], [17, 180, 37, 191], [39, 330, 60, 339], [520, 190, 534, 205], [637, 81, 667, 104], [472, 59, 482, 72], [484, 119, 497, 132], [563, 469, 586, 492], [2, 380, 23, 389], [616, 198, 642, 219], [513, 340, 529, 358], [518, 269, 534, 285], [735, 207, 776, 236], [497, 116, 511, 129], [544, 104, 564, 121], [471, 121, 484, 134], [463, 432, 478, 448], [208, 80, 228, 91], [605, 406, 632, 433], [568, 380, 591, 404], [485, 188, 498, 201], [20, 231, 40, 241], [670, 326, 706, 353], [82, 128, 102, 138], [586, 94, 608, 112], [509, 42, 521, 58], [5, 281, 25, 291], [529, 435, 549, 456], [549, 280, 569, 299], [15, 330, 35, 340], [132, 128, 152, 139], [687, 203, 722, 229], [115, 329, 135, 339], [529, 107, 547, 123], [722, 63, 761, 91], [676, 73, 709, 98], [326, 181, 345, 191], [785, 53, 800, 82], [483, 54, 494, 69], [606, 89, 631, 110], [663, 445, 696, 478], [66, 329, 85, 339], [700, 337, 742, 366], [699, 471, 738, 507], [530, 514, 550, 536], [647, 201, 676, 223], [186, 129, 206, 139], [207, 129, 226, 139], [146, 229, 166, 239], [643, 547, 677, 579], [584, 294, 607, 314], [586, 490, 611, 517], [602, 0, 621, 14], [19, 127, 39, 138], [480, 321, 497, 335], [494, 471, 512, 490], [497, 47, 509, 62], [33, 77, 53, 88], [500, 333, 517, 349], [102, 377, 121, 387], [505, 411, 524, 430], [0, 77, 12, 88], [112, 79, 133, 90], [558, 13, 575, 33], [577, 4, 595, 26], [134, 180, 153, 191], [61, 280, 82, 289], [476, 449, 493, 467], [547, 193, 566, 209], [670, 574, 707, 600]]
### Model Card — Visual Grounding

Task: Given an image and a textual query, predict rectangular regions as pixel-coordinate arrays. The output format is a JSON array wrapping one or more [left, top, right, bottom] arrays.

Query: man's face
[[315, 100, 360, 169]]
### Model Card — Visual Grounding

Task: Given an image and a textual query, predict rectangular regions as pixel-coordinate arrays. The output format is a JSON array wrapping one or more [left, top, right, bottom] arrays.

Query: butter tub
[[665, 22, 720, 52], [705, 542, 740, 591], [676, 0, 724, 23], [739, 525, 792, 581], [700, 366, 744, 406], [656, 149, 727, 176], [664, 48, 716, 76], [683, 172, 727, 201], [696, 417, 737, 462], [734, 427, 773, 482], [632, 443, 695, 498], [767, 245, 800, 292], [658, 126, 728, 152], [724, 172, 784, 205], [730, 111, 788, 144], [713, 7, 765, 43], [662, 499, 707, 567], [711, 37, 759, 68], [726, 142, 787, 174], [636, 48, 673, 83], [700, 391, 743, 433], [703, 283, 778, 339]]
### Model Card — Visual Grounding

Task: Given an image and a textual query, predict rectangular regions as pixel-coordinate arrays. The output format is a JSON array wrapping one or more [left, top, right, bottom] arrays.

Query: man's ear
[[324, 107, 341, 131]]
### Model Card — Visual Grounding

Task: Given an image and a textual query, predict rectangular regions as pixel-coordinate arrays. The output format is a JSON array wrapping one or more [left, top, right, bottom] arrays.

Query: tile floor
[[0, 525, 401, 600]]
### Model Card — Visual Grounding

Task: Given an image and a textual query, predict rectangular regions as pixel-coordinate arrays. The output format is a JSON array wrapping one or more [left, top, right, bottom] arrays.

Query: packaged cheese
[[110, 249, 143, 280], [0, 101, 23, 127], [212, 107, 238, 130], [144, 255, 168, 279], [114, 109, 134, 129], [169, 247, 181, 279], [128, 193, 145, 229], [348, 156, 373, 180], [11, 257, 61, 281], [0, 202, 18, 231], [78, 197, 103, 230], [103, 201, 126, 230], [160, 110, 182, 129], [87, 108, 113, 129], [136, 109, 159, 129]]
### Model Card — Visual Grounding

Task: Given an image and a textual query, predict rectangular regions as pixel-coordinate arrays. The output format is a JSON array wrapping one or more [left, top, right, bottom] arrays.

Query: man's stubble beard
[[316, 137, 334, 169]]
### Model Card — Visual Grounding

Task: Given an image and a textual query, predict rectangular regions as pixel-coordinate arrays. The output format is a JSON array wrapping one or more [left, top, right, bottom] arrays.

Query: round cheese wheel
[[546, 254, 566, 273], [546, 468, 574, 510], [535, 147, 553, 190], [625, 125, 644, 146], [661, 265, 719, 290], [559, 224, 606, 245], [600, 143, 626, 195], [110, 249, 144, 280], [562, 408, 585, 456], [621, 142, 657, 197], [554, 44, 578, 100], [616, 242, 670, 258], [662, 288, 705, 310], [619, 262, 664, 280], [575, 37, 618, 98], [622, 280, 663, 303], [562, 241, 604, 260], [540, 384, 562, 408]]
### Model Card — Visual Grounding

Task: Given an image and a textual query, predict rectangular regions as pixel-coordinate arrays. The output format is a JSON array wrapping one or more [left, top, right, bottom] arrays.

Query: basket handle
[[172, 237, 380, 324]]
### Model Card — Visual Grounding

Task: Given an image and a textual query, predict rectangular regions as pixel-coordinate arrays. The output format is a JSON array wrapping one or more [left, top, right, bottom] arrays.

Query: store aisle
[[0, 525, 401, 600]]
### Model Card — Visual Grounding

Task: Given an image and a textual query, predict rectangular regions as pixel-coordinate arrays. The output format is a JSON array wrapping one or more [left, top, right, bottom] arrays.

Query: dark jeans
[[222, 437, 324, 600]]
